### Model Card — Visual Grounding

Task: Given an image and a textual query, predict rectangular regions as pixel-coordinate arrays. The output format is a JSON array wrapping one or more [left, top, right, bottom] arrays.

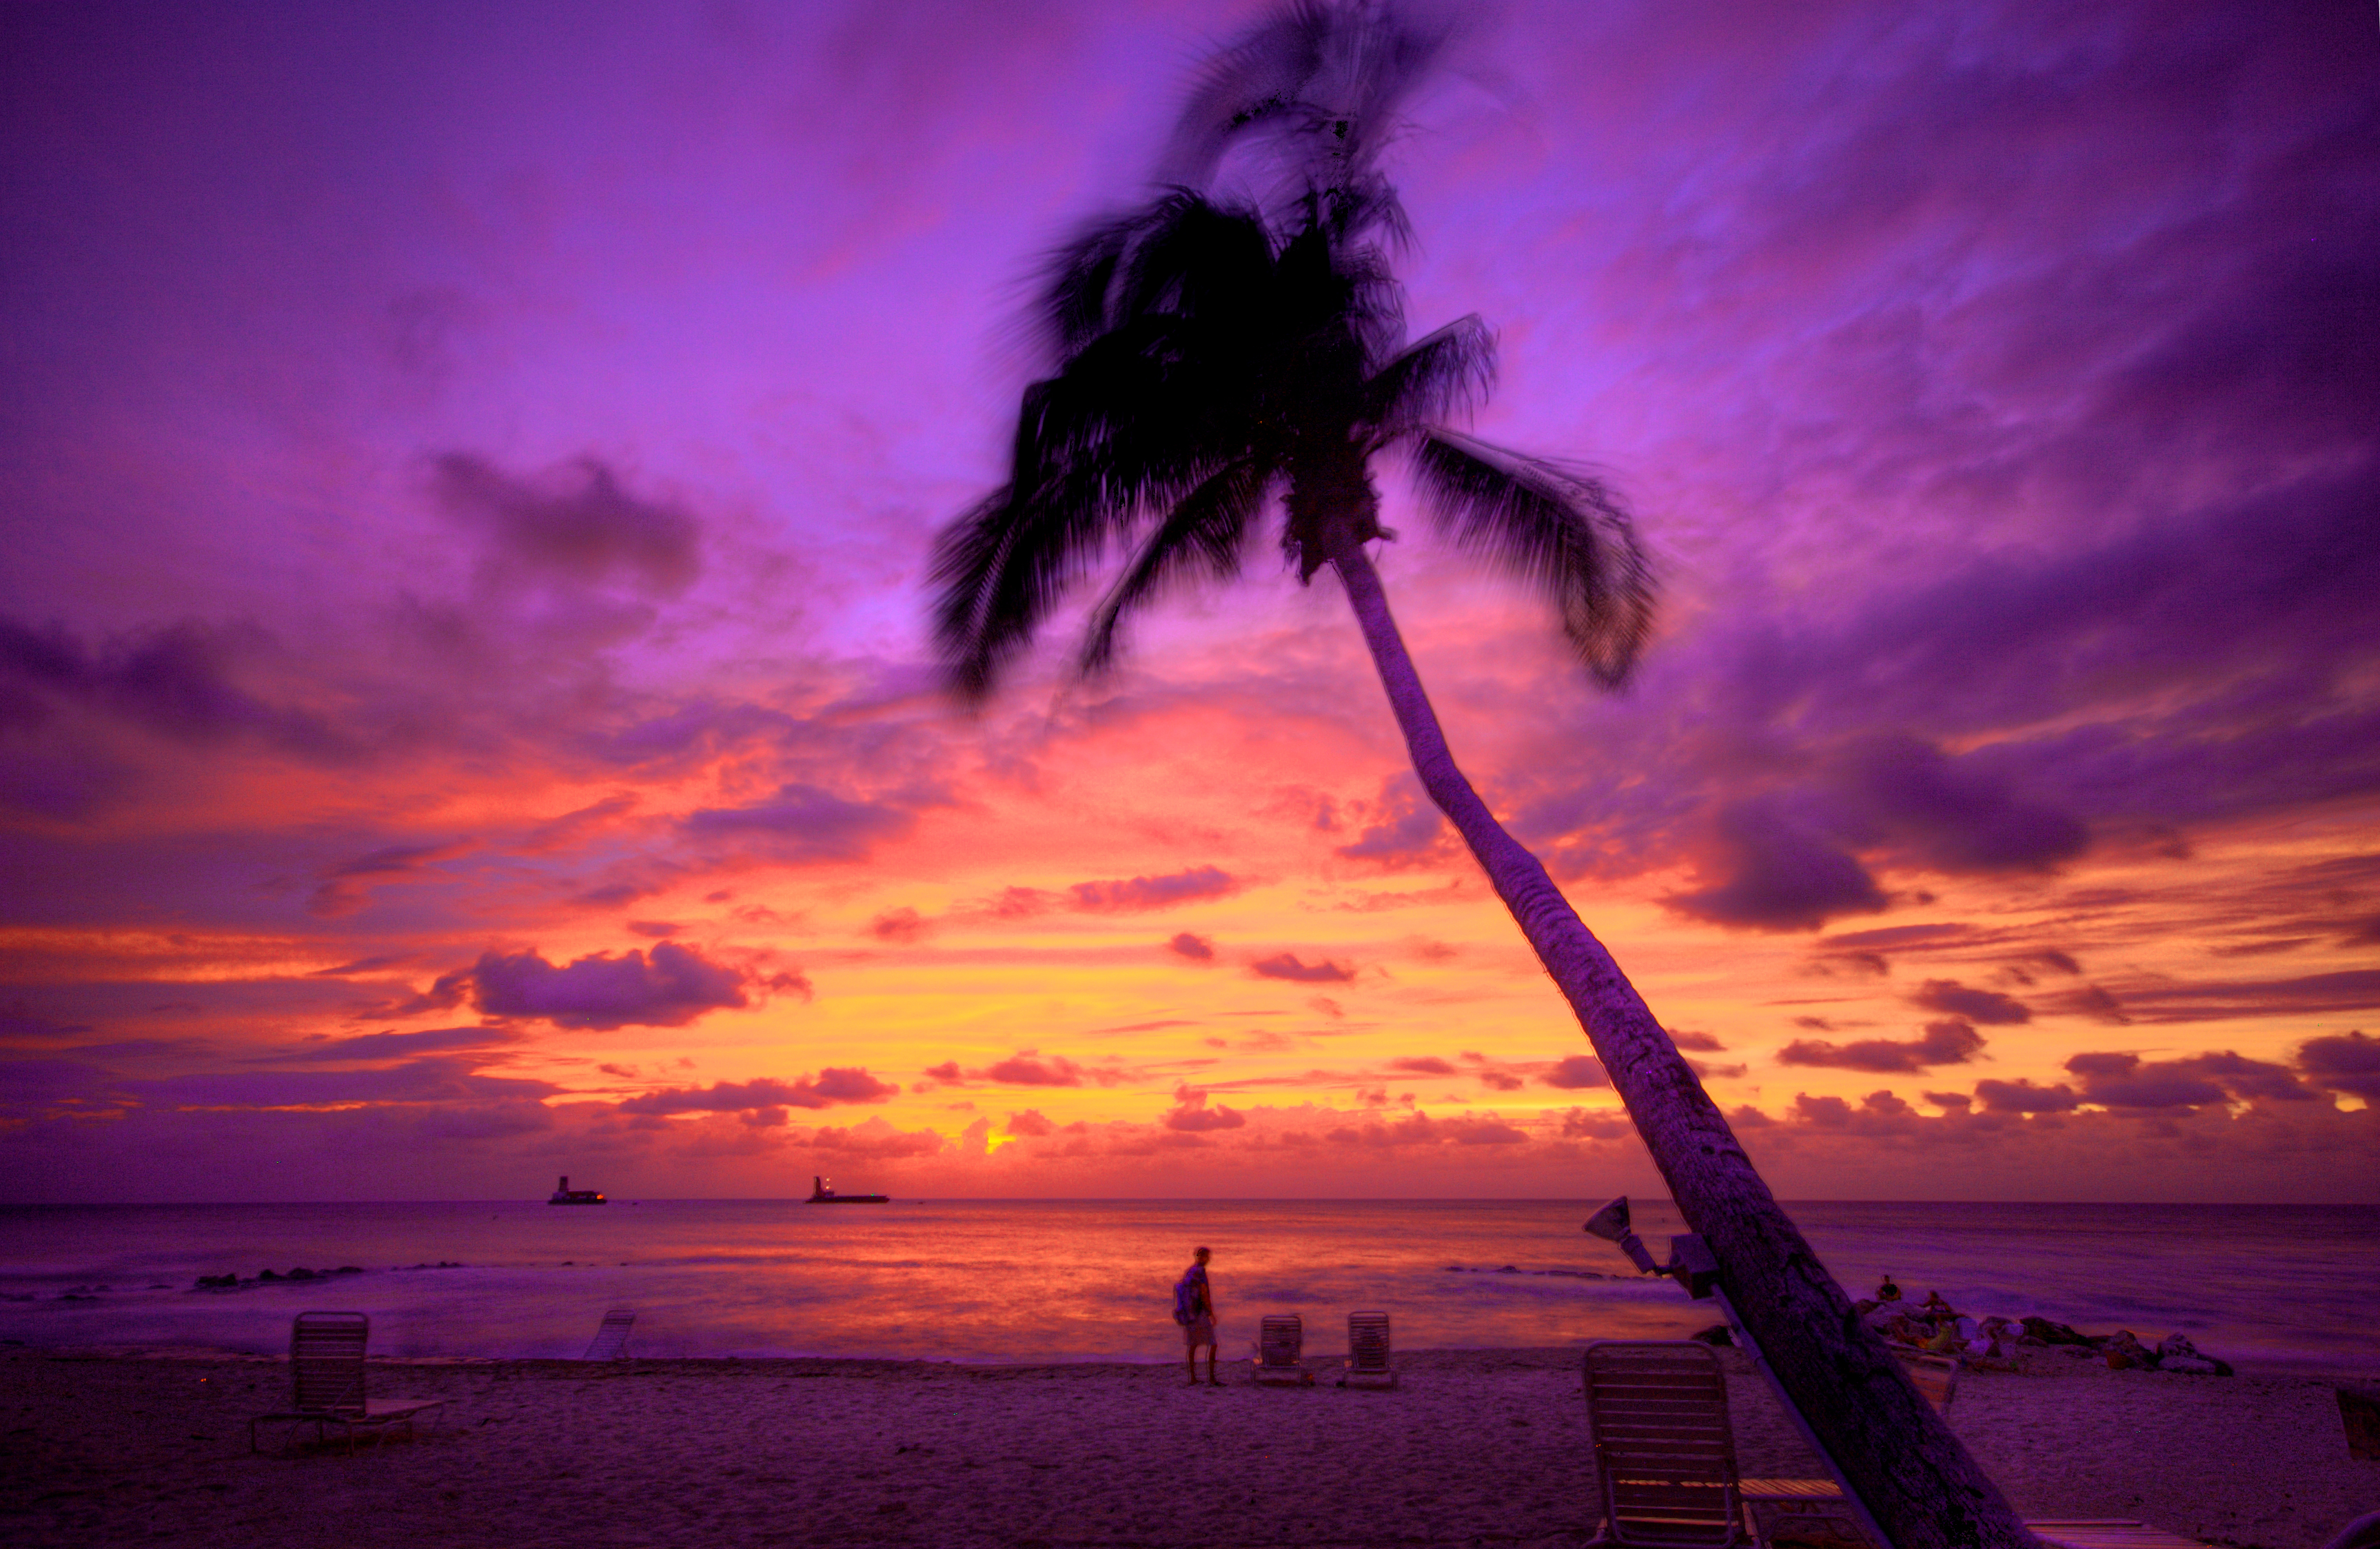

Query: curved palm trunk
[[1330, 543, 2035, 1549]]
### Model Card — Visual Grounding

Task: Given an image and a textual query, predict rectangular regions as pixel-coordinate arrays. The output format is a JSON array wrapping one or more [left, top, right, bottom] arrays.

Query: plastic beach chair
[[1583, 1341, 1853, 1548], [583, 1307, 635, 1361], [1252, 1314, 1310, 1386], [2030, 1519, 2380, 1549], [249, 1311, 449, 1455], [2029, 1524, 2213, 1549], [1583, 1340, 1751, 1546], [1340, 1310, 1396, 1389], [1891, 1348, 1959, 1410]]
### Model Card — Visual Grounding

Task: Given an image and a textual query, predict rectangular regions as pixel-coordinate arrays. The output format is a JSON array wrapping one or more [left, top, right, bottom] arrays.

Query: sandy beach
[[3, 1344, 2371, 1549]]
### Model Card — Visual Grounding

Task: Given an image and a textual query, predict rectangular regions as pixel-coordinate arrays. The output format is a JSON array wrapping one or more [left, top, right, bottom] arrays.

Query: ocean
[[0, 1199, 2370, 1375]]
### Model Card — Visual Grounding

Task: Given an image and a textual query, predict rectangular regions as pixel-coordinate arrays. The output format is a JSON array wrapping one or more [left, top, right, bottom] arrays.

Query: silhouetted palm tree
[[933, 9, 2031, 1546]]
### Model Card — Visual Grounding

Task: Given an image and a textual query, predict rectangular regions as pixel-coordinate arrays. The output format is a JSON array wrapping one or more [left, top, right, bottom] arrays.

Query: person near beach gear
[[1174, 1246, 1219, 1386]]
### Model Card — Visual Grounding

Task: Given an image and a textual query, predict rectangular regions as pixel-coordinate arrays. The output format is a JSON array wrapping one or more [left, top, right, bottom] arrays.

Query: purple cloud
[[1910, 979, 2031, 1025], [680, 784, 919, 862], [2062, 1049, 2311, 1109], [1445, 1118, 1526, 1145], [616, 1069, 897, 1114], [1972, 1078, 2081, 1114], [1163, 1089, 1246, 1132], [1778, 1018, 1984, 1074], [1333, 776, 1451, 869], [1667, 798, 1886, 933], [471, 942, 749, 1030], [309, 840, 473, 918], [1167, 932, 1216, 962], [0, 617, 345, 760], [1843, 736, 2088, 874], [1005, 1108, 1057, 1137], [2295, 1030, 2380, 1100], [1250, 953, 1354, 983], [432, 453, 700, 596], [276, 1026, 517, 1062], [868, 907, 929, 943], [1389, 1056, 1456, 1076], [1068, 866, 1237, 913], [981, 1053, 1084, 1087], [148, 1056, 558, 1109], [1542, 1055, 1609, 1090], [2079, 970, 2380, 1024]]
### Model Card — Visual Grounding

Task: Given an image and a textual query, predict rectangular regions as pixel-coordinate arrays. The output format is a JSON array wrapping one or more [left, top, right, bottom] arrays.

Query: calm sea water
[[0, 1199, 2369, 1375]]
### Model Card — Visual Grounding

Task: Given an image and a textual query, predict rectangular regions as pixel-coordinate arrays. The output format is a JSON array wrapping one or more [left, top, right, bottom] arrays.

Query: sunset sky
[[3, 0, 2375, 1203]]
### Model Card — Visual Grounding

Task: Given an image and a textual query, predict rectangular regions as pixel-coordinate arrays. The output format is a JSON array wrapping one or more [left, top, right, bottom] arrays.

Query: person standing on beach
[[1174, 1246, 1219, 1386]]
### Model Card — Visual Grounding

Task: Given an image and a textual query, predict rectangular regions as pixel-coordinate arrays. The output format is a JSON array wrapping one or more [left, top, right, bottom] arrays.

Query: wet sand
[[2, 1345, 2370, 1548]]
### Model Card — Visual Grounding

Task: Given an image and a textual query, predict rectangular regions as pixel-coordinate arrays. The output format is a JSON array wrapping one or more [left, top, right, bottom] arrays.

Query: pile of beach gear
[[1853, 1275, 2232, 1375]]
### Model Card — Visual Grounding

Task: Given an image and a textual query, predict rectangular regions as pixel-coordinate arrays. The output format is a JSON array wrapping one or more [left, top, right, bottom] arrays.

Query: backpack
[[1172, 1270, 1201, 1326]]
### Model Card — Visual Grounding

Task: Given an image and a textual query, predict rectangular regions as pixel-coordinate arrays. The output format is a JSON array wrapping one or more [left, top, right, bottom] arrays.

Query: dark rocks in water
[[191, 1265, 361, 1290], [1498, 1264, 1518, 1273], [2100, 1330, 2155, 1370], [2021, 1315, 2091, 1346], [1690, 1324, 1735, 1347], [2155, 1333, 2232, 1376]]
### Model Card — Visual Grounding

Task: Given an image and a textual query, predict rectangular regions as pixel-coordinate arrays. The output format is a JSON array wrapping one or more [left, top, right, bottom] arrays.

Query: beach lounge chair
[[2028, 1525, 2211, 1549], [249, 1311, 448, 1455], [583, 1306, 635, 1361], [1583, 1341, 1856, 1549], [1583, 1340, 1753, 1546], [2032, 1519, 2380, 1549], [1340, 1309, 1396, 1389], [1891, 1348, 1958, 1410], [1252, 1314, 1311, 1386]]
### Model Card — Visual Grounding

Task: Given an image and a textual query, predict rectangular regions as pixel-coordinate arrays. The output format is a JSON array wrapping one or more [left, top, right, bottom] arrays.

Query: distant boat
[[549, 1175, 606, 1205], [806, 1175, 888, 1204]]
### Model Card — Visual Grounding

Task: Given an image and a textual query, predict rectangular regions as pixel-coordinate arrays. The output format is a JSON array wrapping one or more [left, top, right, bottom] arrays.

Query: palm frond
[[932, 482, 1119, 700], [1159, 0, 1456, 243], [1044, 212, 1140, 358], [1362, 315, 1494, 436], [1078, 458, 1274, 674], [1407, 432, 1655, 687], [1114, 195, 1277, 334]]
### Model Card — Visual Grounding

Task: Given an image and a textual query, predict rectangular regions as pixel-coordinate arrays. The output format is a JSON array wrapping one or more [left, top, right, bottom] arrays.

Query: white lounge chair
[[1891, 1348, 1958, 1410], [1252, 1313, 1310, 1386], [582, 1307, 635, 1361], [1584, 1340, 1878, 1548], [249, 1311, 448, 1455], [1340, 1309, 1396, 1389]]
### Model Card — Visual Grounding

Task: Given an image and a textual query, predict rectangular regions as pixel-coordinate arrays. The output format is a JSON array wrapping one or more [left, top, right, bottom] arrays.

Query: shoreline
[[9, 1342, 2370, 1389], [12, 1337, 2380, 1382], [6, 1344, 2374, 1548]]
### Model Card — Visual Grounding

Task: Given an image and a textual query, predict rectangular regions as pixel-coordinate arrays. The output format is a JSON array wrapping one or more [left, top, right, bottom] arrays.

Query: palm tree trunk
[[1330, 542, 2036, 1549]]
